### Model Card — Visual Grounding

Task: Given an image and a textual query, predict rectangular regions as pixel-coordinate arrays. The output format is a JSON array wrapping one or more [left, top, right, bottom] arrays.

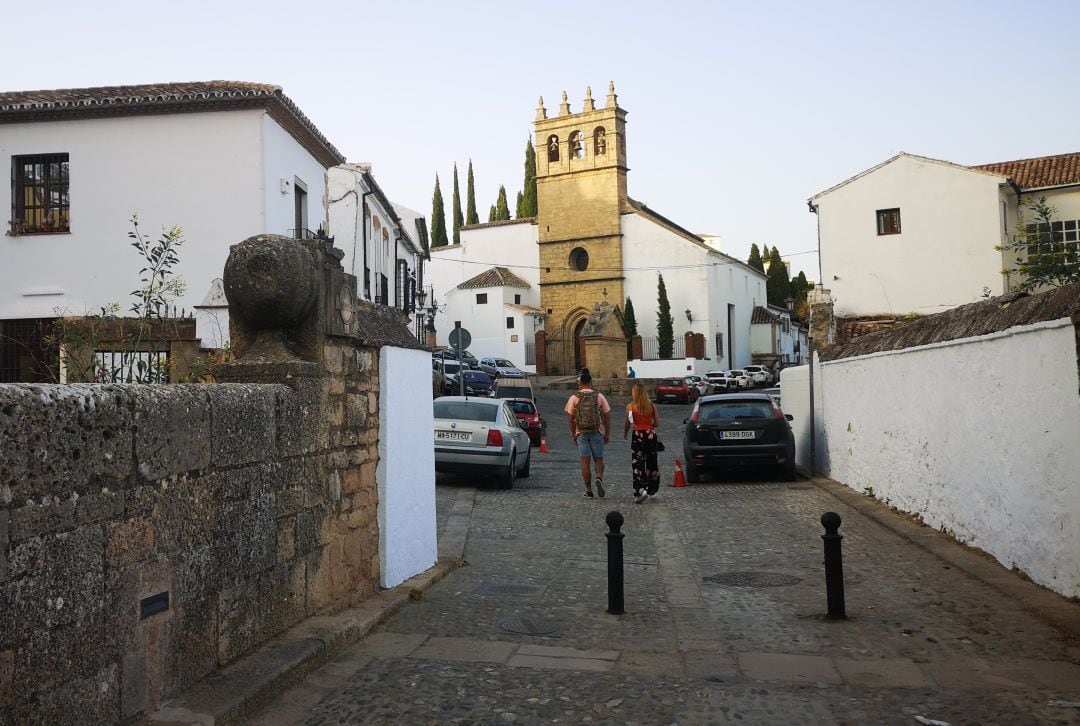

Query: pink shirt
[[565, 388, 612, 435]]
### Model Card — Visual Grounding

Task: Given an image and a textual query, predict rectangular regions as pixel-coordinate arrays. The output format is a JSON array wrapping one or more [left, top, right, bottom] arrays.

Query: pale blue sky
[[5, 0, 1079, 278]]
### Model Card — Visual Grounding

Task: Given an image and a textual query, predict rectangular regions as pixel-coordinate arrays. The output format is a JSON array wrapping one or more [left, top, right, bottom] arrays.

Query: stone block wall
[[0, 234, 420, 722]]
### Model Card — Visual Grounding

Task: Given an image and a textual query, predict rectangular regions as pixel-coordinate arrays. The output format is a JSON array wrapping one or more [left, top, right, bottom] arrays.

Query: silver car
[[433, 396, 532, 489], [479, 357, 526, 379]]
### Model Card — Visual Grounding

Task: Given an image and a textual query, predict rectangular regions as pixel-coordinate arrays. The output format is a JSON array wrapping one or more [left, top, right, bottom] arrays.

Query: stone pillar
[[535, 330, 548, 375]]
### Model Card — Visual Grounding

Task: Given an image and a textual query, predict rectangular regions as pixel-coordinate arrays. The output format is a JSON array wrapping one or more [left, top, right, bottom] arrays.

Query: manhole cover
[[473, 583, 540, 596], [498, 617, 560, 636], [703, 571, 801, 588]]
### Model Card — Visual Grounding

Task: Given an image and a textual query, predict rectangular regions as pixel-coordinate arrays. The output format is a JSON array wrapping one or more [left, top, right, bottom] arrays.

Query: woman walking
[[624, 382, 661, 503]]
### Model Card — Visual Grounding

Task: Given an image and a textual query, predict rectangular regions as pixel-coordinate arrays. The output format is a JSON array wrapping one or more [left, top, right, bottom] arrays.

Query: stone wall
[[0, 235, 422, 721]]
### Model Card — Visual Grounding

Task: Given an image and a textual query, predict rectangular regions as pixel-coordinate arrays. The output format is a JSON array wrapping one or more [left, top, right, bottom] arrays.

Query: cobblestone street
[[250, 390, 1080, 725]]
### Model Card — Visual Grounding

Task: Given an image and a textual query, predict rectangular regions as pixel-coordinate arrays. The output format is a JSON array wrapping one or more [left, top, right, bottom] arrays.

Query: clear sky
[[6, 0, 1080, 279]]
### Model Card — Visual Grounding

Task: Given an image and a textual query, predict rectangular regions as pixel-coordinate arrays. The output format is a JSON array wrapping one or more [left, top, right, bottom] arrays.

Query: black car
[[433, 348, 480, 369], [682, 393, 795, 482], [446, 369, 495, 397]]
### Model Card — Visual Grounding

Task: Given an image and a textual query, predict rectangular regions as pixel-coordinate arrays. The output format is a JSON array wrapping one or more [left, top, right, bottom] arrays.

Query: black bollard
[[820, 511, 846, 619], [606, 511, 625, 614]]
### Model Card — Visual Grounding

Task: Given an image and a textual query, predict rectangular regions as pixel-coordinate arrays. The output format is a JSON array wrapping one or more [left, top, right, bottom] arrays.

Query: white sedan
[[433, 396, 532, 489], [726, 370, 755, 389]]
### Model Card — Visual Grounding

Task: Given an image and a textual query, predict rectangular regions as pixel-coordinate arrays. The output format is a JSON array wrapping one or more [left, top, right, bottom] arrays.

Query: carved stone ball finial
[[223, 234, 320, 361]]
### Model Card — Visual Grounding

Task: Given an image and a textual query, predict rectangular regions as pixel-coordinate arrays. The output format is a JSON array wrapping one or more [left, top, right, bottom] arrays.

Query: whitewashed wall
[[815, 155, 1011, 317], [786, 321, 1080, 597], [378, 345, 437, 587], [779, 364, 814, 475], [628, 357, 710, 378], [261, 114, 328, 238]]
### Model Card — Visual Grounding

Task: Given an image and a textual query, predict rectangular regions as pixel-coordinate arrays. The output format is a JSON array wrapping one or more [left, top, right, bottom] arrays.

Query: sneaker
[[595, 478, 605, 498], [634, 489, 648, 504]]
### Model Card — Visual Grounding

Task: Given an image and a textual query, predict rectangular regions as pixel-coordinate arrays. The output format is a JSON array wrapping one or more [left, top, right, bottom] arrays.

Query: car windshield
[[464, 371, 491, 383], [507, 401, 535, 414], [494, 359, 515, 367], [443, 362, 461, 374], [698, 400, 775, 421], [498, 385, 531, 396], [661, 379, 684, 386], [433, 400, 498, 422]]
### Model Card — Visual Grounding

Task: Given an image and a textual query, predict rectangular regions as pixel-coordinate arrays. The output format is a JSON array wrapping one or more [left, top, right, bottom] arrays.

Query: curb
[[810, 476, 1080, 641], [146, 490, 476, 725]]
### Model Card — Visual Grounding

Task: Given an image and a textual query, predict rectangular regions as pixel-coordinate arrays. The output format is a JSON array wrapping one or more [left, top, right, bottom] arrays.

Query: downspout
[[360, 190, 374, 299], [394, 234, 401, 309], [807, 200, 822, 286], [808, 341, 816, 475]]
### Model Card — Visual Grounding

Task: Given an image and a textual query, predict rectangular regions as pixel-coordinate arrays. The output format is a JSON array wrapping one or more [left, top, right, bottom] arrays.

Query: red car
[[506, 398, 543, 446], [655, 377, 699, 404]]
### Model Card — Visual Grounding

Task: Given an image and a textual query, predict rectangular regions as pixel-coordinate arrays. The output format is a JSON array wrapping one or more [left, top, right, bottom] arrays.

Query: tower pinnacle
[[606, 81, 618, 109], [583, 85, 595, 112], [559, 90, 571, 116], [536, 96, 547, 121]]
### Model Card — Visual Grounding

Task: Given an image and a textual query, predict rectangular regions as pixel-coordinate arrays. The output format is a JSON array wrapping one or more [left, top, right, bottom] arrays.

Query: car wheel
[[519, 448, 531, 478], [498, 449, 516, 489], [685, 462, 701, 484]]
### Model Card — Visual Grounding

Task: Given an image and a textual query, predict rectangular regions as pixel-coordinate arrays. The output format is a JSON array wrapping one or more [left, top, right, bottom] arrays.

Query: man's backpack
[[574, 390, 601, 433]]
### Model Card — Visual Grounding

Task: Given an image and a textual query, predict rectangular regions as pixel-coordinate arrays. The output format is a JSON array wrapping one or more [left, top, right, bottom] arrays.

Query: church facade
[[428, 85, 767, 377]]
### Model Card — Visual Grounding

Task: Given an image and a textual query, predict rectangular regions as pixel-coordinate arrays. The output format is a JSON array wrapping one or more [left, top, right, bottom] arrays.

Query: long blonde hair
[[630, 383, 654, 418]]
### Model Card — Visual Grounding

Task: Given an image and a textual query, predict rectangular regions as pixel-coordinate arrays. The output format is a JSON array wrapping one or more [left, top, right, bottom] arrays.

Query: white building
[[442, 266, 543, 370], [0, 81, 344, 380], [750, 304, 806, 369], [809, 151, 1080, 318], [326, 163, 428, 337]]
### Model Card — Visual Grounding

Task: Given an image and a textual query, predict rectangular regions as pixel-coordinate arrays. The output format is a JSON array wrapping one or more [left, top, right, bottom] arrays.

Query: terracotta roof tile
[[0, 81, 344, 166], [970, 152, 1080, 190], [458, 266, 531, 290], [751, 306, 781, 325]]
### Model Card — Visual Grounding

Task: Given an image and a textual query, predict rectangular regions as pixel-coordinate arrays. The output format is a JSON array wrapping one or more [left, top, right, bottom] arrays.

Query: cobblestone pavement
[[250, 390, 1080, 725]]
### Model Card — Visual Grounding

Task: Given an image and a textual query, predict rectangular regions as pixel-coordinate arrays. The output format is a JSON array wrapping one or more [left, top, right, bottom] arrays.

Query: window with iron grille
[[876, 208, 901, 235], [11, 153, 70, 235]]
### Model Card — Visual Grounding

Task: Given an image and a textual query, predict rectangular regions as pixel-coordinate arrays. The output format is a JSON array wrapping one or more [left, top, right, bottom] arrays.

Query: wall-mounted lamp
[[685, 309, 693, 321]]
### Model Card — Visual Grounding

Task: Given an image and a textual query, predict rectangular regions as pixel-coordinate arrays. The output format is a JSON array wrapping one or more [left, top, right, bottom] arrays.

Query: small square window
[[506, 317, 515, 329], [476, 293, 488, 304], [876, 208, 901, 235]]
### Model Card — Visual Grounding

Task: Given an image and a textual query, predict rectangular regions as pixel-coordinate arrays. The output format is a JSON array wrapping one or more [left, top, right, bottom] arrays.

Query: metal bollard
[[606, 511, 625, 614], [820, 511, 846, 619]]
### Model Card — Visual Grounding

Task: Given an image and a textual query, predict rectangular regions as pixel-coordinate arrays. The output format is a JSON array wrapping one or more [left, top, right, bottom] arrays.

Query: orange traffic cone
[[669, 458, 688, 487], [540, 435, 549, 454]]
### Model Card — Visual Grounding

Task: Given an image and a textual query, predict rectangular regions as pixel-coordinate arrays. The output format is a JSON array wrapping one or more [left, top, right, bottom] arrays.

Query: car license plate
[[664, 394, 676, 398], [436, 430, 471, 441], [720, 430, 755, 439]]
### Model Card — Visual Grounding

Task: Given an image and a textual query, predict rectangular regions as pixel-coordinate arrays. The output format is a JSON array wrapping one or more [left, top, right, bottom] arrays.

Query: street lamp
[[685, 308, 693, 322]]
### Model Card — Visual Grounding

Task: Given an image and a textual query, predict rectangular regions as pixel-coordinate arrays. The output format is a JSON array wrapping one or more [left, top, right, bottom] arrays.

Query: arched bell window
[[547, 135, 560, 162], [593, 127, 607, 156], [569, 131, 585, 160]]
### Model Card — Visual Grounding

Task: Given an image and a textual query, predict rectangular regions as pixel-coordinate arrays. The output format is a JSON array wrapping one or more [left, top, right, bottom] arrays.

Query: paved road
[[250, 389, 1080, 725]]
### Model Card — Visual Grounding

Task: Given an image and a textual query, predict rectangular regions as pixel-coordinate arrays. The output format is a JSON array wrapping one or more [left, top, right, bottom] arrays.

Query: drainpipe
[[808, 339, 816, 474], [394, 233, 401, 310], [360, 190, 374, 299]]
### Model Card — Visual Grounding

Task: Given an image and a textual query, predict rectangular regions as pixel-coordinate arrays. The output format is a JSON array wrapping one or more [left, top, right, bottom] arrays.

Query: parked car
[[479, 357, 526, 379], [433, 396, 532, 488], [433, 359, 463, 396], [726, 370, 754, 389], [743, 365, 773, 386], [433, 348, 480, 369], [506, 398, 543, 446], [762, 387, 782, 407], [655, 377, 698, 404], [682, 393, 796, 482], [494, 377, 535, 402], [452, 370, 496, 397], [686, 375, 710, 398], [705, 370, 738, 393]]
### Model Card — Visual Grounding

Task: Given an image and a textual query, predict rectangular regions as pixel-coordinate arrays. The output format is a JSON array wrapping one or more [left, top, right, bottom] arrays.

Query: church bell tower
[[533, 83, 629, 374]]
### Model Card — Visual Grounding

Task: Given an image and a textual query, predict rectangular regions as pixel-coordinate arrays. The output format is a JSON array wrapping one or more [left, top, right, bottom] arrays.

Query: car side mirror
[[785, 414, 793, 421]]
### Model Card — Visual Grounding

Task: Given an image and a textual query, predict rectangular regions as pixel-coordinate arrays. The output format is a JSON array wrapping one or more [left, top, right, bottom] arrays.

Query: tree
[[766, 246, 790, 306], [999, 196, 1080, 291], [623, 296, 638, 336], [451, 163, 464, 245], [488, 204, 497, 222], [515, 190, 525, 218], [747, 243, 765, 273], [790, 270, 810, 304], [656, 274, 674, 359], [520, 139, 537, 217], [494, 185, 510, 221], [430, 174, 448, 248], [465, 160, 479, 225]]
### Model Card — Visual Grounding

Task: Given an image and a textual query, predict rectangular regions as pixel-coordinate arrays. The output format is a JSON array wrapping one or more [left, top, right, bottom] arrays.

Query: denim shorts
[[576, 431, 605, 458]]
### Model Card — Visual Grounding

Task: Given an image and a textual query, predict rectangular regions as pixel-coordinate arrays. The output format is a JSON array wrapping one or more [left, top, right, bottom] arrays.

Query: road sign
[[449, 327, 472, 350]]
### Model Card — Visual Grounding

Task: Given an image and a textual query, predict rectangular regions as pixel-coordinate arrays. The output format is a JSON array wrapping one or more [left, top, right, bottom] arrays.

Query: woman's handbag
[[656, 438, 666, 452]]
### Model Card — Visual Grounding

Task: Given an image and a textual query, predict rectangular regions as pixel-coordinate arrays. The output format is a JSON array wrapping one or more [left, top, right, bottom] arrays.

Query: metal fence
[[525, 339, 535, 366], [640, 336, 685, 360], [94, 350, 169, 383]]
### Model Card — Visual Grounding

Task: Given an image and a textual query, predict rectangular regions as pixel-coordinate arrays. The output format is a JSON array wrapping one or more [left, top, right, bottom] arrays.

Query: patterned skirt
[[630, 429, 661, 494]]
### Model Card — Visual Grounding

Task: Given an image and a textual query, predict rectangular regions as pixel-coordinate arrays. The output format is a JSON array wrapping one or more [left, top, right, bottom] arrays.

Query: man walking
[[565, 369, 611, 497]]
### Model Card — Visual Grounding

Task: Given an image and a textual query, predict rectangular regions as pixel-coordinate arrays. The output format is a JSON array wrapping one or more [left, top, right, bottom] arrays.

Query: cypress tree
[[452, 164, 464, 245], [430, 174, 448, 248], [791, 270, 810, 304], [515, 191, 525, 219], [494, 185, 510, 221], [766, 247, 790, 306], [747, 243, 765, 273], [488, 204, 497, 222], [521, 139, 538, 217], [623, 297, 638, 336], [465, 160, 479, 225], [657, 274, 674, 359]]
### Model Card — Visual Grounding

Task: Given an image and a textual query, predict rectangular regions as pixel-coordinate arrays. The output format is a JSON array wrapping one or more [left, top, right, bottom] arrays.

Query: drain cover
[[472, 583, 540, 596], [498, 617, 560, 636], [703, 571, 801, 588]]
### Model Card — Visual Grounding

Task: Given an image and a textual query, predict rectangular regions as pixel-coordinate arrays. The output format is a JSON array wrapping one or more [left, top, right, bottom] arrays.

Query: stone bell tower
[[534, 83, 629, 374]]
